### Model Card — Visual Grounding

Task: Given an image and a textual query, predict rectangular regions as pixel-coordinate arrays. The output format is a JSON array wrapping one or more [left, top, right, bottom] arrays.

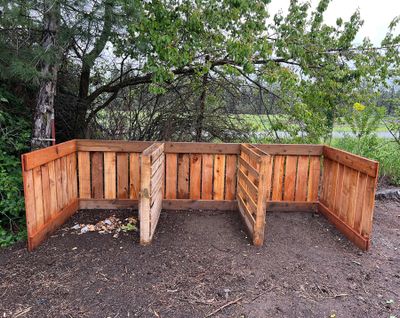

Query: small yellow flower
[[353, 102, 366, 111]]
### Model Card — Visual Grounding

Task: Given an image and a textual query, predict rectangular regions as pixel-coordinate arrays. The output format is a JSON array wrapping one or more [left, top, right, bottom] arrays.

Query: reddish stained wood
[[91, 152, 104, 199], [323, 146, 378, 177], [117, 153, 129, 199], [22, 168, 36, 236], [340, 166, 351, 223], [346, 168, 359, 228], [78, 152, 91, 199], [54, 159, 64, 210], [327, 161, 339, 210], [283, 156, 297, 201], [271, 155, 285, 201], [40, 164, 51, 223], [104, 152, 116, 199], [22, 140, 77, 171], [354, 173, 367, 234], [71, 153, 78, 198], [177, 154, 189, 199], [190, 154, 201, 200], [295, 156, 309, 201], [201, 154, 213, 200], [320, 158, 330, 204], [333, 163, 345, 216], [361, 175, 378, 237], [47, 161, 58, 216], [213, 154, 225, 200], [307, 156, 321, 202], [256, 144, 323, 156], [225, 155, 237, 200], [66, 155, 73, 203], [60, 156, 68, 207], [32, 166, 44, 229], [129, 153, 140, 200], [165, 154, 177, 199]]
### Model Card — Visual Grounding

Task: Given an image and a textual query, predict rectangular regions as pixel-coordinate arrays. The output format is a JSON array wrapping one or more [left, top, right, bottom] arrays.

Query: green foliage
[[333, 136, 400, 185], [344, 102, 385, 139], [0, 103, 30, 246]]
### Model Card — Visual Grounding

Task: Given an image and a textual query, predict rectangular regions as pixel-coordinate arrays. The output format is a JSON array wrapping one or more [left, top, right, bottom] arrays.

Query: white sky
[[268, 0, 400, 45]]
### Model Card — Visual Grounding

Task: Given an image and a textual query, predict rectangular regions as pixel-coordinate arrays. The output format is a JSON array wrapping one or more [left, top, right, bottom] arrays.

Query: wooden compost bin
[[21, 140, 379, 251]]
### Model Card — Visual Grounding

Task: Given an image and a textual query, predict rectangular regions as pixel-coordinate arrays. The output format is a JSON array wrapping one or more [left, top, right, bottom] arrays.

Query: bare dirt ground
[[1, 200, 399, 318]]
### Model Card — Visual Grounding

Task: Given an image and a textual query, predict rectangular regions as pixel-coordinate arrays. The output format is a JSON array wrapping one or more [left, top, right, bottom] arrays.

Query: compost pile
[[69, 215, 137, 237]]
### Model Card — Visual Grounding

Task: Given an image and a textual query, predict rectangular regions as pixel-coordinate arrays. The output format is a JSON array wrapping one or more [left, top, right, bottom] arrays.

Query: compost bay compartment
[[21, 140, 379, 251]]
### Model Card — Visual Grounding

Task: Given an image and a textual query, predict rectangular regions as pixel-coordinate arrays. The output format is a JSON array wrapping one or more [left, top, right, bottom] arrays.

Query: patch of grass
[[236, 114, 390, 133]]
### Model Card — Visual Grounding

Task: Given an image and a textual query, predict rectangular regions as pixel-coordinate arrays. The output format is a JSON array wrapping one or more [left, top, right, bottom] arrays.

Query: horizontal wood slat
[[323, 146, 378, 177], [22, 140, 77, 171]]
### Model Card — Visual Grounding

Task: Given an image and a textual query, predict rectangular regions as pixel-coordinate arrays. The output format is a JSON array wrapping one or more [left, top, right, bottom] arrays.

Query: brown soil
[[1, 200, 399, 318]]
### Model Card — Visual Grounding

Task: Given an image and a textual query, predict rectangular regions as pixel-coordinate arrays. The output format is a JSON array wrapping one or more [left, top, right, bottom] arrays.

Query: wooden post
[[139, 153, 151, 245]]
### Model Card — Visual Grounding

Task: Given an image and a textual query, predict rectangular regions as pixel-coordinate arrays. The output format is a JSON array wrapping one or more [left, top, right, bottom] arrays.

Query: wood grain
[[190, 154, 201, 199], [201, 154, 213, 200]]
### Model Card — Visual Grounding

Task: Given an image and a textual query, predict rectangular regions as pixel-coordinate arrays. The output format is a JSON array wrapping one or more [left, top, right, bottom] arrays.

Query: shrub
[[0, 103, 30, 246]]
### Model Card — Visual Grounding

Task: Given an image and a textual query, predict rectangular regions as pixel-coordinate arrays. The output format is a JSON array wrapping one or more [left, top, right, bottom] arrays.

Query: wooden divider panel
[[319, 146, 379, 250], [236, 144, 272, 246], [21, 141, 79, 251], [139, 143, 165, 245]]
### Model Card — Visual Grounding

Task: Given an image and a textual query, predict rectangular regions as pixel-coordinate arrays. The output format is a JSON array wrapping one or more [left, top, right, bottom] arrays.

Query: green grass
[[236, 114, 390, 133]]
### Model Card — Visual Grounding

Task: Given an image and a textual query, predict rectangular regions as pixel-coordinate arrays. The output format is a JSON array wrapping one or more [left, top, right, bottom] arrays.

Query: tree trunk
[[32, 1, 60, 150]]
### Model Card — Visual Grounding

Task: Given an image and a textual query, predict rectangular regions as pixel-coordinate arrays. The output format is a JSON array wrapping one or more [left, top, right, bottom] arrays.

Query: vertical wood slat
[[78, 151, 91, 199], [139, 153, 151, 244], [23, 169, 36, 235], [213, 154, 225, 200], [129, 153, 140, 200], [201, 154, 213, 200], [91, 152, 104, 199], [117, 153, 129, 199], [295, 156, 309, 201], [307, 156, 320, 202], [165, 153, 177, 199], [104, 152, 116, 199], [361, 175, 377, 237], [61, 156, 68, 208], [225, 155, 237, 200], [66, 154, 73, 204], [71, 153, 78, 199], [326, 160, 339, 210], [271, 155, 284, 201], [283, 156, 297, 201], [177, 154, 190, 199], [41, 164, 51, 223], [33, 166, 44, 229], [54, 159, 63, 210], [190, 154, 201, 200], [340, 166, 351, 223], [47, 161, 58, 216], [320, 157, 330, 204], [354, 173, 367, 233], [333, 163, 344, 215]]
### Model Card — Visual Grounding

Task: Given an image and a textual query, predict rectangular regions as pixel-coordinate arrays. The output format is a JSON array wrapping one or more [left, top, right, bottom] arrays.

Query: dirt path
[[1, 200, 399, 318]]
